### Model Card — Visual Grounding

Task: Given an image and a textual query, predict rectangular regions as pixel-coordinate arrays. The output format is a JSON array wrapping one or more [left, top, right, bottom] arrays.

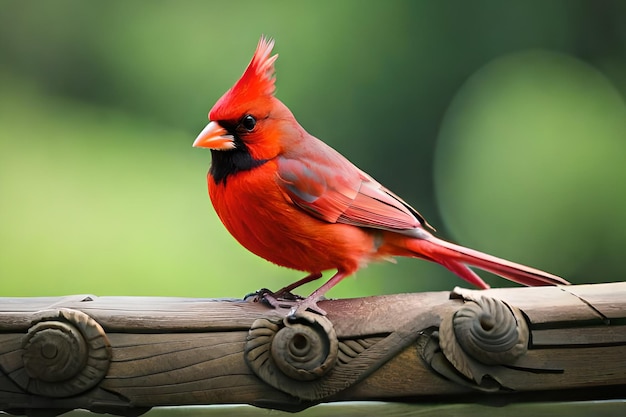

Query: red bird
[[193, 36, 569, 315]]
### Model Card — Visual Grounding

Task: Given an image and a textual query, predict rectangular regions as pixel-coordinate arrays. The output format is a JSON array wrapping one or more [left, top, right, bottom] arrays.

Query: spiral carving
[[14, 309, 111, 398], [245, 312, 338, 395], [439, 295, 529, 382], [453, 296, 528, 365], [23, 321, 88, 382]]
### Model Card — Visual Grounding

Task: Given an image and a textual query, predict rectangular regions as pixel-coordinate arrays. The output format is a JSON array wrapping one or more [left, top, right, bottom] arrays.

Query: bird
[[193, 36, 569, 315]]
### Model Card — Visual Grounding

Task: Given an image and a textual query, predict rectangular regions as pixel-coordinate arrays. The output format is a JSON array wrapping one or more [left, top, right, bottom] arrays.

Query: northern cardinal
[[193, 36, 569, 315]]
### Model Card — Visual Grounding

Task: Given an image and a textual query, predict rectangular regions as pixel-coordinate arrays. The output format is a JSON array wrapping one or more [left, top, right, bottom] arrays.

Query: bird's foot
[[245, 288, 304, 310], [244, 288, 327, 316], [287, 296, 327, 317]]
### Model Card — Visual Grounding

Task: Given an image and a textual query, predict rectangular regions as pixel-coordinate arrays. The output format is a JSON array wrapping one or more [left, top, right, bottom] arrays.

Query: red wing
[[276, 156, 427, 232]]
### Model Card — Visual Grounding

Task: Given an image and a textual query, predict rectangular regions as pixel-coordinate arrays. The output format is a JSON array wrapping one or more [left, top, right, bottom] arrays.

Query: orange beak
[[192, 121, 235, 150]]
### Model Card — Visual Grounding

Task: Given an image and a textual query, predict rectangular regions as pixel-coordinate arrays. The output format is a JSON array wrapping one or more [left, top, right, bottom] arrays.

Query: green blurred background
[[1, 0, 625, 299]]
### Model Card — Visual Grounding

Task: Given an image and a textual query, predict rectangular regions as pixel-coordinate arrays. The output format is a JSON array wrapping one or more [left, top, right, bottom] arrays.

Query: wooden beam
[[0, 282, 624, 415]]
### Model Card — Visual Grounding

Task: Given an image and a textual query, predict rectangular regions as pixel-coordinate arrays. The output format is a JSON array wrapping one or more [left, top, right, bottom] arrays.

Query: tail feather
[[405, 235, 570, 288], [438, 258, 491, 289]]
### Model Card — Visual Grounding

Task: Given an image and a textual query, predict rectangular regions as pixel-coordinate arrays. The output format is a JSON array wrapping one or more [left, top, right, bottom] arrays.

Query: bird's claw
[[244, 288, 327, 316], [245, 288, 304, 309], [288, 297, 327, 317]]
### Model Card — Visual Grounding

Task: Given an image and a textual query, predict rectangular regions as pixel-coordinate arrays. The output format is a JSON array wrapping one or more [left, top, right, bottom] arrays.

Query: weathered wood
[[0, 282, 624, 416]]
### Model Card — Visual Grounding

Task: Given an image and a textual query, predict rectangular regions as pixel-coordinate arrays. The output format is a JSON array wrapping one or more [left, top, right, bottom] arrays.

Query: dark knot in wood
[[13, 309, 111, 398]]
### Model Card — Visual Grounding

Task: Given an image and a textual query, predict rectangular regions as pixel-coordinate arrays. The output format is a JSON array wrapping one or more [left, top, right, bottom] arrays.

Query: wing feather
[[277, 155, 429, 233]]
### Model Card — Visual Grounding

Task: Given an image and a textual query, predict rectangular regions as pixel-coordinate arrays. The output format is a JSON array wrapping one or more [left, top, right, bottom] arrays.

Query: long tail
[[403, 234, 570, 289]]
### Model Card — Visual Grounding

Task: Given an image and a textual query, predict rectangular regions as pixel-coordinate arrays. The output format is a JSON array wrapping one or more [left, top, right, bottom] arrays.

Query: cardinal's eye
[[240, 115, 256, 131]]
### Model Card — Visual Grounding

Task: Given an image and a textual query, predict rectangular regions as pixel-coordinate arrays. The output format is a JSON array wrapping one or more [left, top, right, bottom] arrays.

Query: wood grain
[[0, 282, 624, 415]]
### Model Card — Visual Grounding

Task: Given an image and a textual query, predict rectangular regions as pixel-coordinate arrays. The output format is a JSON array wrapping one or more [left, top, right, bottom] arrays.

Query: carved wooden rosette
[[244, 312, 390, 401], [426, 293, 530, 391], [243, 292, 533, 399], [6, 308, 111, 399], [0, 283, 625, 415]]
